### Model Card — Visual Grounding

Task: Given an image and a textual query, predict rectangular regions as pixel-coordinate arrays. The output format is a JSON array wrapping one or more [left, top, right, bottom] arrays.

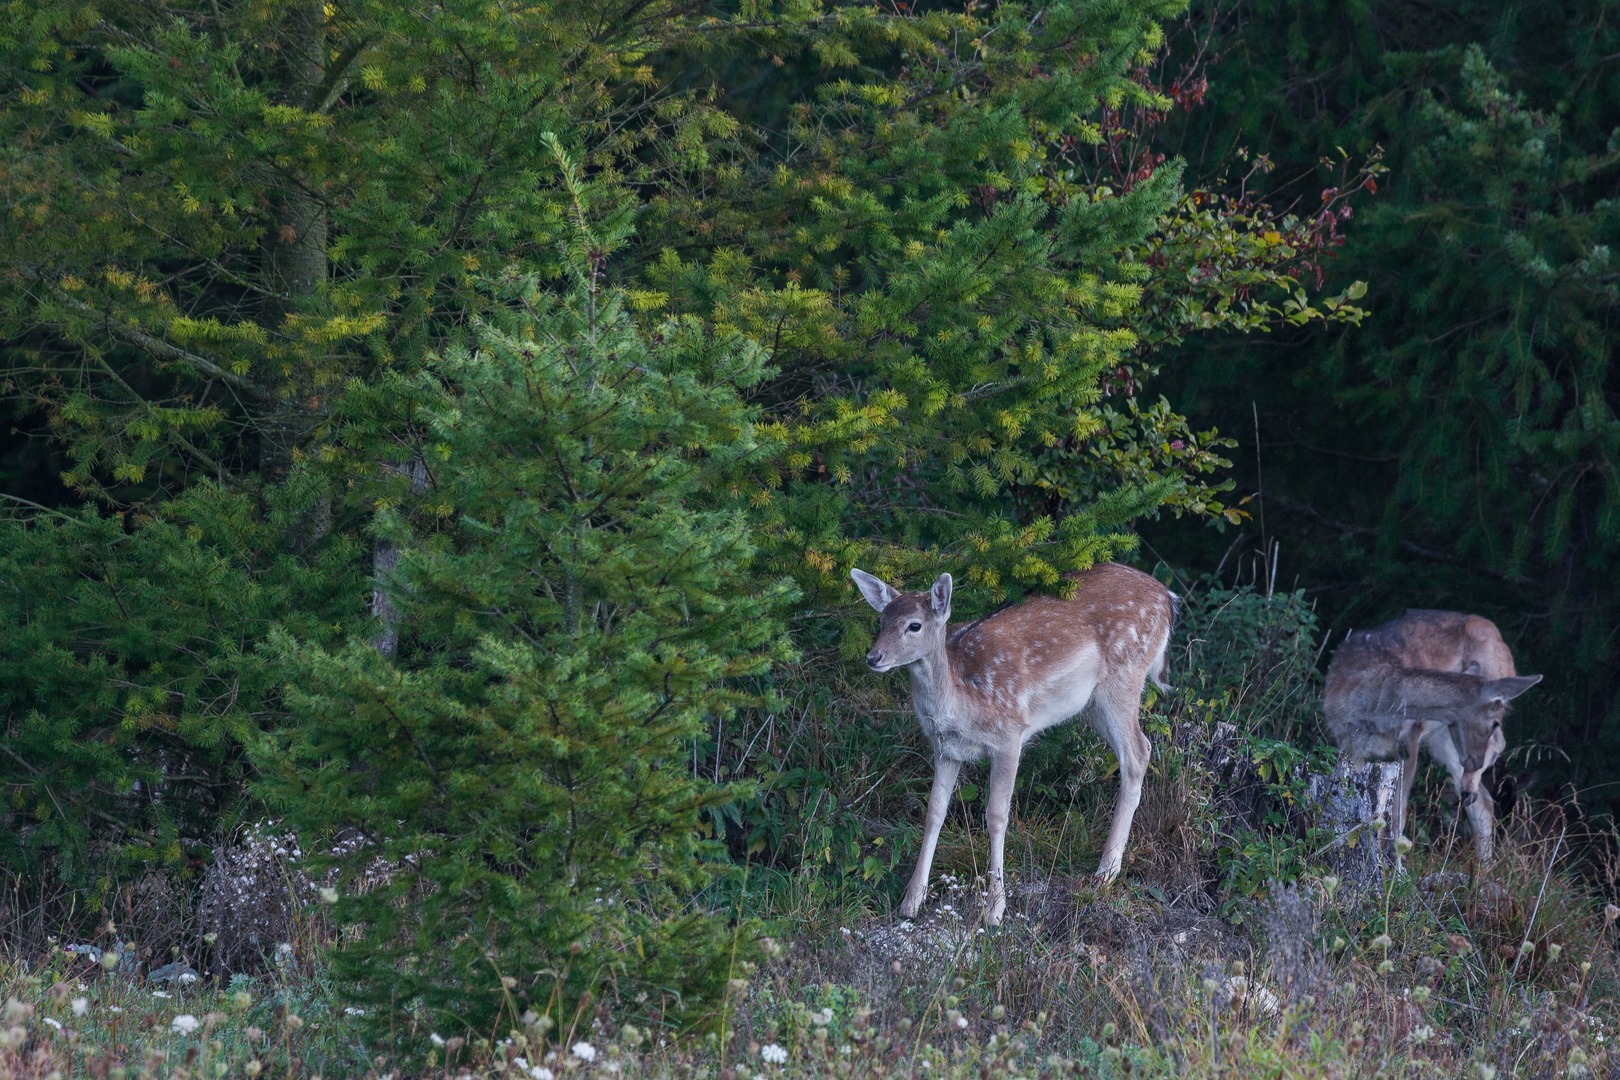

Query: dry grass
[[1, 799, 1617, 1079]]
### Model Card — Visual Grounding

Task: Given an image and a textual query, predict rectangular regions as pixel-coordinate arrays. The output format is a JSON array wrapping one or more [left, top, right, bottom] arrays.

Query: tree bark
[[1306, 762, 1403, 892], [370, 458, 428, 658], [259, 2, 329, 489]]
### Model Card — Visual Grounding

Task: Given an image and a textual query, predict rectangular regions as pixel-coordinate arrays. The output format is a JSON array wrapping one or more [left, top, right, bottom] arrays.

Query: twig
[[1510, 826, 1565, 979]]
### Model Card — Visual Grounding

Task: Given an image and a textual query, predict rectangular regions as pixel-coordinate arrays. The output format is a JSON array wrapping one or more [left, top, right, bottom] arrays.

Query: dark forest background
[[1146, 0, 1620, 822]]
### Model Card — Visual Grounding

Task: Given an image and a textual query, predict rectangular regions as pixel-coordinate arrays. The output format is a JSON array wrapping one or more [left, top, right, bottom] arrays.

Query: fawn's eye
[[907, 622, 922, 633]]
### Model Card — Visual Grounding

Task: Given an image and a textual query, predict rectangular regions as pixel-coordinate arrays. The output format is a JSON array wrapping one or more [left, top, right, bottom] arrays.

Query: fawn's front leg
[[899, 756, 961, 919], [983, 743, 1022, 926]]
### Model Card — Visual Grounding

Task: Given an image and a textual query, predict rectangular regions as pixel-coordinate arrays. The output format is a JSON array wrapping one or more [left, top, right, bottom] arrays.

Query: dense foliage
[[0, 487, 360, 888], [256, 266, 791, 1035], [1146, 0, 1620, 816], [0, 0, 1447, 1042]]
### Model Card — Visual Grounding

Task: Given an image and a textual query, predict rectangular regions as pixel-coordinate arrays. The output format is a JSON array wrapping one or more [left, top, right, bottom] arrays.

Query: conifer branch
[[51, 293, 269, 399], [1263, 493, 1515, 582]]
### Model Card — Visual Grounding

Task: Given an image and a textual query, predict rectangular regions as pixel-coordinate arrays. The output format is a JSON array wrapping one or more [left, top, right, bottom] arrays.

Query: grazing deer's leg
[[1397, 723, 1426, 846], [1421, 725, 1496, 860], [899, 756, 962, 919], [983, 741, 1022, 926], [1090, 678, 1152, 881], [1464, 783, 1497, 861]]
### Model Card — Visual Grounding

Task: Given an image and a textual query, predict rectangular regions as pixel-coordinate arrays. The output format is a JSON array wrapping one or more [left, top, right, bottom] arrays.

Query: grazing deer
[[1324, 610, 1540, 860], [850, 562, 1176, 924]]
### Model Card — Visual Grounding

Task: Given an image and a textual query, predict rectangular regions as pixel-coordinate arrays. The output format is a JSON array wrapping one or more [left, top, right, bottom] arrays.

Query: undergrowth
[[3, 576, 1617, 1078]]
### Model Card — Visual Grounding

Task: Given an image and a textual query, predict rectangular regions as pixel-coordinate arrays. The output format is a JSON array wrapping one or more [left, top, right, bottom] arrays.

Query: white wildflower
[[343, 1006, 366, 1016], [43, 1017, 62, 1031], [955, 1015, 968, 1029], [319, 887, 339, 904], [108, 1007, 123, 1014], [179, 972, 199, 985], [71, 998, 87, 1017], [761, 1043, 788, 1064], [571, 1042, 597, 1062], [816, 1007, 833, 1026], [152, 991, 171, 999], [1408, 1024, 1434, 1045], [431, 1033, 447, 1047], [172, 1014, 201, 1035]]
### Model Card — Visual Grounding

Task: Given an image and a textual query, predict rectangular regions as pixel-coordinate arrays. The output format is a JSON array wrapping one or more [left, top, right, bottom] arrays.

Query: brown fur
[[1324, 610, 1540, 860]]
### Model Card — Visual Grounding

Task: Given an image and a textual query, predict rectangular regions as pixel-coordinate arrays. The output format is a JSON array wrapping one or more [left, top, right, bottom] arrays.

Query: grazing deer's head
[[851, 568, 952, 672], [1452, 674, 1541, 775]]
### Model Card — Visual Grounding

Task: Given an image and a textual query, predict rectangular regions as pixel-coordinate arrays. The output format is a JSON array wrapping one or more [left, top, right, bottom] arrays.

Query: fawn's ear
[[930, 573, 953, 617], [851, 568, 901, 613], [1482, 674, 1542, 703], [1462, 661, 1482, 677]]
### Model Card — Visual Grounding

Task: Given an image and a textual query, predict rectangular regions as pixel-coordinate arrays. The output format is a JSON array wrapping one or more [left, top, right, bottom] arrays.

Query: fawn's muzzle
[[867, 648, 886, 670]]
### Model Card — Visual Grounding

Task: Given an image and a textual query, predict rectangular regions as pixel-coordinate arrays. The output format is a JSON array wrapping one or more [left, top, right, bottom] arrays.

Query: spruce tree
[[255, 246, 794, 1035]]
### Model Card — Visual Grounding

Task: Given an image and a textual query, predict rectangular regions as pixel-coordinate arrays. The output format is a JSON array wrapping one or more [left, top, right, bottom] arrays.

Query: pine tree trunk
[[259, 2, 329, 490]]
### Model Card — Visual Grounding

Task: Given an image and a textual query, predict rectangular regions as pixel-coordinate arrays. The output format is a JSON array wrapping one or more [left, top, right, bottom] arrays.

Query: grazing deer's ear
[[1482, 674, 1542, 703], [850, 568, 900, 612], [930, 573, 953, 616]]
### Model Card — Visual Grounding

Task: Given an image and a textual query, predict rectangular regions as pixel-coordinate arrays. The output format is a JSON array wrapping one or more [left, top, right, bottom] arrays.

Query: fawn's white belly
[[911, 642, 1106, 761], [1022, 643, 1104, 740]]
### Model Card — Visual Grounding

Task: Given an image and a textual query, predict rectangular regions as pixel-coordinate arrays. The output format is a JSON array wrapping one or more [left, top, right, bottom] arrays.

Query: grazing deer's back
[[1324, 608, 1518, 759], [1352, 609, 1516, 679]]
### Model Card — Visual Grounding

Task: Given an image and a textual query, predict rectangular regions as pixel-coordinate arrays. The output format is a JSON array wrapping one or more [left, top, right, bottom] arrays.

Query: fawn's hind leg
[[1089, 676, 1152, 881]]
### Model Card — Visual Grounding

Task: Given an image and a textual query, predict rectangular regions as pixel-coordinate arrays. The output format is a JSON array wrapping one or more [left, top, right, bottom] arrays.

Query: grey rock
[[148, 962, 202, 986]]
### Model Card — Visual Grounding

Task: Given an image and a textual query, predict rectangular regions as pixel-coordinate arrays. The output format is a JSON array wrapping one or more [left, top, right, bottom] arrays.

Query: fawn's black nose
[[867, 648, 885, 669]]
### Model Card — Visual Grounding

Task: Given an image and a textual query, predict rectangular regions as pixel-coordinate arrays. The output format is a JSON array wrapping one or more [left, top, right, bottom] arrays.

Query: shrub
[[256, 268, 795, 1042], [0, 485, 360, 902]]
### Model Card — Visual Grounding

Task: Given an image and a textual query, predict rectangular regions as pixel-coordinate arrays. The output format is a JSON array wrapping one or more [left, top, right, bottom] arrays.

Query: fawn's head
[[851, 568, 952, 672]]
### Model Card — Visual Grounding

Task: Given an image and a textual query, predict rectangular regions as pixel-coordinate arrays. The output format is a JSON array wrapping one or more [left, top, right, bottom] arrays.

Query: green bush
[[0, 485, 360, 894], [1170, 578, 1324, 743], [256, 268, 796, 1041]]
